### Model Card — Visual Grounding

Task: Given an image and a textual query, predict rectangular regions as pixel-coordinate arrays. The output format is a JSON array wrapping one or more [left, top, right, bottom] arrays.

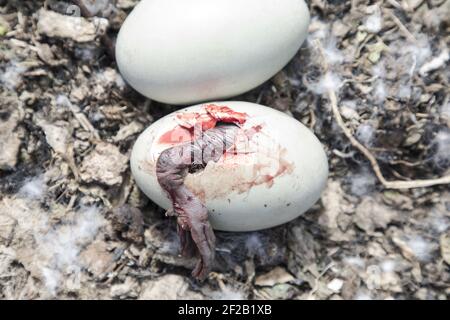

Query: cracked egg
[[130, 101, 328, 232]]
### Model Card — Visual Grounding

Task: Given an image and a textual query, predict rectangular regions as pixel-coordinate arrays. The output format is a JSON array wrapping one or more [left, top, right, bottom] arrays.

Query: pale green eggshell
[[116, 0, 310, 105]]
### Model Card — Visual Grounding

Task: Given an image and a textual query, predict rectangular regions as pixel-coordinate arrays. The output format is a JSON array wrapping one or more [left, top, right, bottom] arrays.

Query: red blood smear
[[159, 104, 249, 144], [176, 112, 218, 131], [262, 175, 275, 188], [205, 104, 248, 125], [158, 125, 193, 144], [252, 124, 263, 132], [223, 125, 263, 158]]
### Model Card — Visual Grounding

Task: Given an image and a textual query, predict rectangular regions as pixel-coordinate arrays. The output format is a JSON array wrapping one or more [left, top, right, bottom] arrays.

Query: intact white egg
[[130, 101, 328, 231], [116, 0, 310, 105]]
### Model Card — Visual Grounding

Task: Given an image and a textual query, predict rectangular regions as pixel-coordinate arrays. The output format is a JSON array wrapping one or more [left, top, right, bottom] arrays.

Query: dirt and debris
[[79, 142, 128, 186], [0, 0, 449, 300], [37, 9, 109, 43]]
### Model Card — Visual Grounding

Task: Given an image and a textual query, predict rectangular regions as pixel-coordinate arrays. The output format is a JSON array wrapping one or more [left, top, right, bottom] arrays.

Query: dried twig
[[328, 89, 450, 189], [383, 9, 417, 43], [307, 262, 334, 299], [313, 40, 450, 190], [386, 0, 402, 10]]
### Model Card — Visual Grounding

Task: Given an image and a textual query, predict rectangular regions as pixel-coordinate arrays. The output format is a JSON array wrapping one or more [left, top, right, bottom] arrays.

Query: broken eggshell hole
[[130, 102, 328, 279]]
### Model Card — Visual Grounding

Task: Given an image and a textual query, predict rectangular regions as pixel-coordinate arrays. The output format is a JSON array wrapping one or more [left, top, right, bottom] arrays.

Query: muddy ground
[[0, 0, 449, 300]]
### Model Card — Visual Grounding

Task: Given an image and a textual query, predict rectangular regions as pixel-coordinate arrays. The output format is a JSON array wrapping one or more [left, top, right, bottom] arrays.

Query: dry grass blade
[[313, 37, 450, 190], [383, 9, 417, 43], [328, 89, 450, 189]]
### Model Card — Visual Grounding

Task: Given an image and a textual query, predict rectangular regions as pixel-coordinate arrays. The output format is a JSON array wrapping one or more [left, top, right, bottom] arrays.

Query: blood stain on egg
[[139, 104, 296, 199], [161, 104, 295, 200], [157, 125, 193, 144], [185, 145, 294, 201], [157, 104, 248, 145]]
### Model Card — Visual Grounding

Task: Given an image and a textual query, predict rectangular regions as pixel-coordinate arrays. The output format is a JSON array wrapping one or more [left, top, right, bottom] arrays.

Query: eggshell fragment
[[116, 0, 310, 105], [131, 101, 328, 232]]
